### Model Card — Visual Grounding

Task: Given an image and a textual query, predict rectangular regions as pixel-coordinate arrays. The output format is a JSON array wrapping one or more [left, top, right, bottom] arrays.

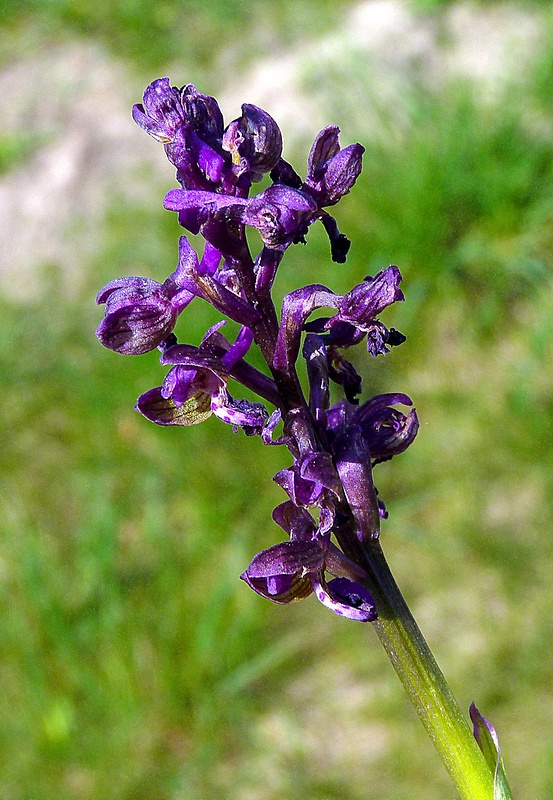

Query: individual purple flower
[[268, 126, 364, 262], [304, 125, 365, 207], [240, 539, 324, 604], [240, 502, 376, 621], [222, 104, 283, 182], [133, 79, 227, 189], [96, 275, 193, 355], [323, 392, 419, 468], [338, 266, 404, 326], [136, 341, 268, 434], [273, 266, 404, 372], [353, 393, 419, 464], [242, 184, 318, 250], [334, 265, 405, 355], [131, 78, 185, 144]]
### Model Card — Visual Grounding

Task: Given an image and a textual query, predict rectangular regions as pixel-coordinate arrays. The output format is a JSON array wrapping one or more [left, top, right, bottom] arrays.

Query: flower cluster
[[96, 79, 419, 622]]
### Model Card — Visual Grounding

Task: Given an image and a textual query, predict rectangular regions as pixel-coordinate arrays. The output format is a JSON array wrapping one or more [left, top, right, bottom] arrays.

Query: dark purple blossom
[[131, 78, 186, 144], [133, 79, 227, 190], [242, 184, 318, 250], [240, 502, 376, 621], [354, 393, 419, 464], [273, 265, 404, 372], [136, 340, 268, 434], [96, 275, 193, 355], [222, 104, 283, 181], [304, 126, 365, 207]]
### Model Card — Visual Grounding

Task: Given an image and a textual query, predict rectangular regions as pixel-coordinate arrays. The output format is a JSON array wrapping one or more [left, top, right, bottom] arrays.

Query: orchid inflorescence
[[95, 79, 515, 799], [96, 78, 419, 623]]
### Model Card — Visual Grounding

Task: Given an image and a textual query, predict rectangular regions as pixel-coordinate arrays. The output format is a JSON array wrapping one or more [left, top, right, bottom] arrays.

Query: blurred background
[[2, 0, 553, 797]]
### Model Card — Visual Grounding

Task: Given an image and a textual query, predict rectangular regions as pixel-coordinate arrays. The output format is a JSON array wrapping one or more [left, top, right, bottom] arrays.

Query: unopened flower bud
[[223, 104, 283, 181]]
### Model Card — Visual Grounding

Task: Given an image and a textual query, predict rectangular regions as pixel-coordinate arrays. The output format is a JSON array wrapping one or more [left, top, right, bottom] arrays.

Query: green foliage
[[0, 131, 50, 173], [2, 0, 357, 71], [2, 2, 553, 798]]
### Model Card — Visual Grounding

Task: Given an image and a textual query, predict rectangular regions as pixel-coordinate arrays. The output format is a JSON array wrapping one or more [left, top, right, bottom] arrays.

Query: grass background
[[2, 1, 553, 798]]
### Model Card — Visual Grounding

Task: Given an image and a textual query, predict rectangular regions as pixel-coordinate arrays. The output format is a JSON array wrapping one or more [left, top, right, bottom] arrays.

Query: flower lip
[[312, 576, 377, 622]]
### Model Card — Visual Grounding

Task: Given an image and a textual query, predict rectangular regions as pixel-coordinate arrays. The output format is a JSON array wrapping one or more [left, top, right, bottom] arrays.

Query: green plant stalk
[[363, 540, 495, 800]]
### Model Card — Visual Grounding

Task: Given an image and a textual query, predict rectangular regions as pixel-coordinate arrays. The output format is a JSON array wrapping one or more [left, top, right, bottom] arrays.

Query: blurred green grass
[[2, 1, 553, 798]]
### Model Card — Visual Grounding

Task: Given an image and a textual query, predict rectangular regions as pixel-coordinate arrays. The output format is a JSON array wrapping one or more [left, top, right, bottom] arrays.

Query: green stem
[[361, 540, 495, 800]]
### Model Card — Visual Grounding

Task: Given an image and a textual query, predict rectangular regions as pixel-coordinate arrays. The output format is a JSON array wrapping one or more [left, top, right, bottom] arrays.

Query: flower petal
[[338, 265, 404, 327], [312, 576, 377, 622], [136, 387, 212, 426], [274, 284, 338, 372], [132, 78, 184, 143], [245, 540, 325, 578]]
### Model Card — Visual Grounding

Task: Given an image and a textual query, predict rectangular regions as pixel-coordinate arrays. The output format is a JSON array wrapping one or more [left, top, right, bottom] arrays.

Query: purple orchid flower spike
[[99, 78, 419, 622], [97, 77, 516, 800], [99, 80, 421, 623]]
